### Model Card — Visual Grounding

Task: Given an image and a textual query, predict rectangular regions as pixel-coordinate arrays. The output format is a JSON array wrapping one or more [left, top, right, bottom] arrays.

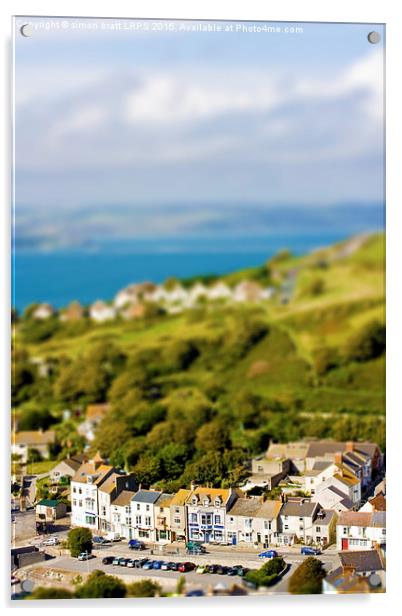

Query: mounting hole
[[20, 24, 32, 38], [367, 31, 380, 44]]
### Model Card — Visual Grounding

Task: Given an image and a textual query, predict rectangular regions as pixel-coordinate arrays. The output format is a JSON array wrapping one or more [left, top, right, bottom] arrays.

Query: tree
[[126, 579, 161, 598], [244, 557, 286, 587], [288, 557, 326, 594], [75, 570, 126, 598], [195, 421, 230, 453], [67, 527, 93, 558], [27, 587, 74, 599]]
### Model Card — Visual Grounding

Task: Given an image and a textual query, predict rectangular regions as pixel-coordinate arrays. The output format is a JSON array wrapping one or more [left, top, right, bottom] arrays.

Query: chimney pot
[[346, 441, 354, 452]]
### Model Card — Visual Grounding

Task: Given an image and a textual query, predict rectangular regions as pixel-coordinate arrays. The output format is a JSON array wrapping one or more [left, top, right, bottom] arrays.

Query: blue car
[[128, 539, 145, 550], [142, 561, 154, 570], [258, 550, 278, 559], [152, 560, 164, 570], [301, 546, 321, 555]]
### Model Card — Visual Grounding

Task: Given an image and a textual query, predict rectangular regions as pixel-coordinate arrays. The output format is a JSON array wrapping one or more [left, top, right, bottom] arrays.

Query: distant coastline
[[12, 231, 379, 311]]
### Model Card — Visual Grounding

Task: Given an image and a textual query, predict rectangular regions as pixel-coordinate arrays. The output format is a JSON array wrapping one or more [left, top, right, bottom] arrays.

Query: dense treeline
[[12, 301, 385, 490]]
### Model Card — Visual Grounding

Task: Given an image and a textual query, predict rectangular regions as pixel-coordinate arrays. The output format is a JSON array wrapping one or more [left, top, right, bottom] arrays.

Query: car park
[[301, 546, 321, 555], [102, 556, 114, 565], [258, 550, 278, 559]]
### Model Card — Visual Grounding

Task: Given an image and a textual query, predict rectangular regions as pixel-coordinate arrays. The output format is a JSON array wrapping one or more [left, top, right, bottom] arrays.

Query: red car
[[178, 562, 196, 573]]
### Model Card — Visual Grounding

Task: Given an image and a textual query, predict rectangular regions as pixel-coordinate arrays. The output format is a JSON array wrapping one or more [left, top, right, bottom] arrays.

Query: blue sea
[[12, 232, 357, 311]]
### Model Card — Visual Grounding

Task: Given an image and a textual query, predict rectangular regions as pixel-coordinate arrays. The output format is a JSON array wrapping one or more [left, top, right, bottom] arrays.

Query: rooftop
[[132, 489, 161, 504], [339, 550, 384, 573], [337, 511, 386, 528], [280, 500, 318, 518], [112, 490, 136, 507], [14, 430, 55, 445]]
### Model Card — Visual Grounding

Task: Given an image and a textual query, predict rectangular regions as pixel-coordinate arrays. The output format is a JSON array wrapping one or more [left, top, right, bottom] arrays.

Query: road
[[32, 545, 340, 594]]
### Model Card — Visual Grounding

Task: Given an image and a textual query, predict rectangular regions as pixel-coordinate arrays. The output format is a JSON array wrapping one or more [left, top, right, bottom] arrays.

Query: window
[[174, 517, 181, 525], [78, 488, 82, 494], [175, 507, 180, 514], [316, 526, 321, 533], [284, 525, 289, 530], [146, 504, 150, 512], [125, 506, 130, 514], [145, 516, 151, 526], [73, 499, 77, 507], [244, 518, 252, 529], [215, 515, 221, 525], [201, 513, 212, 525], [382, 529, 386, 535], [101, 506, 106, 516], [299, 525, 304, 531], [73, 487, 76, 493], [136, 503, 140, 511], [284, 515, 288, 520], [229, 517, 234, 523], [257, 465, 263, 472], [79, 501, 82, 507], [126, 517, 131, 525], [136, 515, 141, 525], [264, 521, 272, 530], [299, 517, 303, 522], [203, 499, 209, 506], [190, 513, 197, 524], [316, 536, 321, 542], [160, 507, 164, 512]]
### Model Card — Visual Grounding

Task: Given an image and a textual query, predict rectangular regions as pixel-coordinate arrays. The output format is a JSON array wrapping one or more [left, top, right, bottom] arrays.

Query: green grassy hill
[[12, 232, 385, 489]]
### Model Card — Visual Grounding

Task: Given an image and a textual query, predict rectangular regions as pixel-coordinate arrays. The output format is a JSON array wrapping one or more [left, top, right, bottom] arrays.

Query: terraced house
[[226, 497, 282, 546], [185, 487, 240, 544]]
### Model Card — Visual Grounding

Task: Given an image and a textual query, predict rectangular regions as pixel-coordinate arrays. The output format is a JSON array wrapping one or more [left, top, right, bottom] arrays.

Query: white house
[[110, 490, 136, 540], [89, 300, 116, 322], [287, 461, 338, 496], [114, 285, 139, 309], [226, 497, 282, 546], [130, 490, 161, 542], [207, 281, 232, 301], [185, 487, 239, 545], [32, 303, 54, 319], [98, 472, 137, 533], [311, 484, 353, 513], [187, 282, 208, 305], [277, 498, 321, 546], [336, 511, 386, 551], [12, 430, 55, 463]]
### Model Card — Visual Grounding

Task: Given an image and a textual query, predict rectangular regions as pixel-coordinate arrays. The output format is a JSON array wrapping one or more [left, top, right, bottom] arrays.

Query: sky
[[13, 17, 385, 249]]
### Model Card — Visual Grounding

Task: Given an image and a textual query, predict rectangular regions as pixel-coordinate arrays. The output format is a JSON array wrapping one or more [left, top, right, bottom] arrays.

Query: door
[[232, 534, 237, 546], [342, 538, 349, 550]]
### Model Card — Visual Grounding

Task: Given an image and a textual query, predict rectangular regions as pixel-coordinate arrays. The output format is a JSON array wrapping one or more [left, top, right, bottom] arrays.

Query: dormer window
[[192, 496, 198, 505], [203, 498, 210, 507], [214, 498, 221, 507]]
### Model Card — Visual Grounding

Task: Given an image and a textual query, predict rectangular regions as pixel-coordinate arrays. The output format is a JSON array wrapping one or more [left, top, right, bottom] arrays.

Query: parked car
[[206, 564, 218, 574], [227, 567, 238, 576], [43, 536, 60, 546], [102, 556, 114, 565], [161, 562, 172, 571], [136, 558, 149, 568], [142, 561, 154, 570], [235, 566, 248, 577], [112, 556, 121, 565], [258, 550, 278, 559], [186, 589, 205, 597], [126, 559, 135, 568], [119, 558, 130, 567], [178, 562, 195, 573], [301, 546, 321, 555], [152, 560, 164, 570], [168, 562, 180, 571], [216, 565, 228, 575], [128, 539, 145, 550], [196, 564, 207, 574], [78, 552, 94, 561], [186, 541, 206, 555], [93, 536, 109, 545]]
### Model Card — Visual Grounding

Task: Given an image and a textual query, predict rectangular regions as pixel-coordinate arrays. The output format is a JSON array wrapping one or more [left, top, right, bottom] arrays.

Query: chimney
[[346, 441, 354, 453], [334, 452, 343, 465]]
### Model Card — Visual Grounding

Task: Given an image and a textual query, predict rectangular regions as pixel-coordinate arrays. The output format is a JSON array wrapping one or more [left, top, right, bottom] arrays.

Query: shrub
[[67, 527, 93, 558], [75, 570, 126, 598], [27, 587, 74, 599], [288, 557, 325, 594], [344, 320, 385, 363], [126, 579, 162, 598]]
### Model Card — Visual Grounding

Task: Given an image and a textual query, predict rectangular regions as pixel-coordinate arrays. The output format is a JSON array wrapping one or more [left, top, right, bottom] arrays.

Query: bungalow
[[12, 430, 55, 463], [60, 301, 84, 322], [336, 511, 386, 551], [35, 499, 67, 524], [89, 300, 116, 322], [32, 303, 54, 320], [130, 489, 161, 542], [207, 281, 232, 301], [169, 488, 192, 542], [154, 493, 174, 544], [185, 486, 240, 545], [233, 281, 263, 303]]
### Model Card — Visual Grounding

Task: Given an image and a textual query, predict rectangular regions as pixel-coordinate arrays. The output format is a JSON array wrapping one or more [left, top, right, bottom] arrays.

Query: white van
[[104, 532, 121, 542]]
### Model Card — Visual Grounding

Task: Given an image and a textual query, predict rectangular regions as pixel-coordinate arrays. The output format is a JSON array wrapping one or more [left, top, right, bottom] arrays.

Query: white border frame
[[1, 1, 401, 615]]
